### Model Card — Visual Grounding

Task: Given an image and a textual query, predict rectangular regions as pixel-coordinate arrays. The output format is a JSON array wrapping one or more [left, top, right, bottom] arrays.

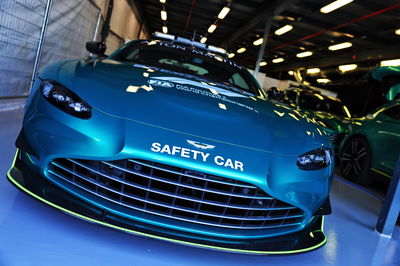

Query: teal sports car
[[7, 33, 333, 254]]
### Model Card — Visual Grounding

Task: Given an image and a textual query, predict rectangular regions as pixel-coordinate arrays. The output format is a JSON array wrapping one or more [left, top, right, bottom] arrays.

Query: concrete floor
[[0, 109, 399, 266]]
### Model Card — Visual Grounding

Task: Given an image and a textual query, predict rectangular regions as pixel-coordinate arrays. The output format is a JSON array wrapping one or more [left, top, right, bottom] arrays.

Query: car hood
[[40, 59, 329, 156]]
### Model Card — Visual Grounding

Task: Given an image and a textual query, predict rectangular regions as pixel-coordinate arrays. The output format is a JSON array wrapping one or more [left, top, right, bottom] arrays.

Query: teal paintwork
[[12, 39, 333, 249], [340, 102, 400, 178]]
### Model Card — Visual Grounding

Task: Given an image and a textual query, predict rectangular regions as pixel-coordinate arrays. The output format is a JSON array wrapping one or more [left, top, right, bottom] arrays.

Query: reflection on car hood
[[40, 59, 330, 156]]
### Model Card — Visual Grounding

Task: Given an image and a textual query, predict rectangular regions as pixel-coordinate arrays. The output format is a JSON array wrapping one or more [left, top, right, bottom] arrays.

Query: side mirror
[[85, 41, 106, 56]]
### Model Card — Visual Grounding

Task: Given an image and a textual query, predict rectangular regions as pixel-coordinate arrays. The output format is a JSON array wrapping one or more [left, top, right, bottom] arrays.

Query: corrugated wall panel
[[0, 0, 47, 97]]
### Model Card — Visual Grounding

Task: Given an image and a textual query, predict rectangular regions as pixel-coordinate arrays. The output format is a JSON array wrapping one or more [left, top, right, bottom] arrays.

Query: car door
[[370, 104, 400, 175]]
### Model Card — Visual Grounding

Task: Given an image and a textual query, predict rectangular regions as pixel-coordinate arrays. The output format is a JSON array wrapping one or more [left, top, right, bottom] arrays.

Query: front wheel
[[340, 137, 373, 185]]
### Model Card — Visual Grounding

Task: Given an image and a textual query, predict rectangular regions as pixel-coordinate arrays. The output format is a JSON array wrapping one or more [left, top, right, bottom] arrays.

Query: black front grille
[[47, 158, 305, 230]]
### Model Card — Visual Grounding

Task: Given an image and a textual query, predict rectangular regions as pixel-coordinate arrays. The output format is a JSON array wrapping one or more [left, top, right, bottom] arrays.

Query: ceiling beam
[[220, 0, 298, 49], [267, 44, 400, 72]]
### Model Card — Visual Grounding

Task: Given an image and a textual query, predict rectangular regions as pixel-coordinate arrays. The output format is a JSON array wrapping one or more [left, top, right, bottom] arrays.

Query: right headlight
[[40, 80, 92, 119], [297, 147, 332, 170]]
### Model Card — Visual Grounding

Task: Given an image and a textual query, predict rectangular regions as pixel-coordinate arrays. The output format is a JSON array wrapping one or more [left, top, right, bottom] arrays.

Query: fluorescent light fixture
[[303, 81, 310, 85], [307, 68, 320, 74], [208, 24, 217, 33], [228, 53, 235, 58], [218, 7, 230, 20], [320, 0, 353, 14], [272, 58, 284, 63], [380, 59, 400, 67], [160, 0, 166, 3], [161, 10, 167, 21], [237, 47, 246, 53], [275, 25, 293, 36], [200, 37, 207, 43], [396, 29, 400, 35], [253, 38, 263, 46], [296, 51, 313, 58], [339, 64, 357, 72], [162, 26, 168, 33], [328, 42, 352, 51], [317, 78, 331, 83], [288, 71, 294, 75], [260, 61, 267, 66]]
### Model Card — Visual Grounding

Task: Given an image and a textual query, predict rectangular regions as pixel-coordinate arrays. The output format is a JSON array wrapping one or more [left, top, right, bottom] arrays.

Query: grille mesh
[[48, 158, 305, 230]]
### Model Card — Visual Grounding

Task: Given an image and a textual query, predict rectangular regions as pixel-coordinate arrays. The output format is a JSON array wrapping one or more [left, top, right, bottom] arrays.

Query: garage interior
[[0, 0, 399, 265]]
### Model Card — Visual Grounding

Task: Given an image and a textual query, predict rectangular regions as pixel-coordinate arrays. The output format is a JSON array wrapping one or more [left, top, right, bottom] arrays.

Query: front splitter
[[6, 150, 327, 255]]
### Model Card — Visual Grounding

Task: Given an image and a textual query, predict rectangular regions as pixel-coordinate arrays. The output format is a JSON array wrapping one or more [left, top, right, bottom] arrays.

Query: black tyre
[[340, 137, 373, 185]]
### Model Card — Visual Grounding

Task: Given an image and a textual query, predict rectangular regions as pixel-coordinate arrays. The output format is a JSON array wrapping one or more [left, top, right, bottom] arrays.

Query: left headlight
[[40, 80, 92, 119], [297, 147, 332, 170]]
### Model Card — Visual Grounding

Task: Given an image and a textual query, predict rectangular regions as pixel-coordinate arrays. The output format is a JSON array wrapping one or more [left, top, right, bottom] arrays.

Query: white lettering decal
[[160, 144, 171, 154], [181, 148, 190, 158], [151, 142, 161, 152], [235, 161, 244, 172], [200, 152, 210, 162], [214, 156, 224, 165], [171, 146, 181, 155]]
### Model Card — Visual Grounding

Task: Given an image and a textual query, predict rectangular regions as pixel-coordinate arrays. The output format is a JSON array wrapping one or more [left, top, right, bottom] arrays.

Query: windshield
[[299, 92, 351, 118], [112, 40, 261, 96]]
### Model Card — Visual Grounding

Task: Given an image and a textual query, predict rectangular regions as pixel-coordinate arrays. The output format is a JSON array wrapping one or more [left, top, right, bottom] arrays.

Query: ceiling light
[[200, 37, 207, 43], [237, 47, 246, 53], [208, 24, 217, 33], [395, 29, 400, 35], [275, 25, 293, 35], [303, 81, 310, 85], [159, 0, 166, 3], [320, 0, 354, 14], [307, 68, 320, 74], [317, 78, 331, 83], [297, 51, 313, 58], [161, 10, 167, 21], [380, 59, 400, 67], [260, 61, 267, 66], [328, 42, 352, 51], [272, 58, 284, 63], [288, 71, 294, 75], [218, 7, 230, 20], [339, 64, 357, 72], [253, 38, 263, 46], [228, 53, 235, 58], [162, 26, 168, 34]]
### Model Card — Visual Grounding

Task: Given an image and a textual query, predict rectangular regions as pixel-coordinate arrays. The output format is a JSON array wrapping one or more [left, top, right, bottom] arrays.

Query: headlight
[[40, 80, 92, 119], [297, 147, 331, 170]]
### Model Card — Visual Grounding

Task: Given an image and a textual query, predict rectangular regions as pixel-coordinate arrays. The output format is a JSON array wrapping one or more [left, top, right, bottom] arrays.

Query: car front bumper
[[7, 149, 327, 255]]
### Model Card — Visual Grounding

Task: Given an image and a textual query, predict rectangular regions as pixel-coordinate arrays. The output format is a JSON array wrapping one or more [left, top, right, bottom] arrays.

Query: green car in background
[[284, 88, 352, 149], [339, 66, 400, 184], [339, 102, 400, 184]]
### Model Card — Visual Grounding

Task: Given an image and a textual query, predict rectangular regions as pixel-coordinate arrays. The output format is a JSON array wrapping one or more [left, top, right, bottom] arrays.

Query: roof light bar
[[296, 51, 313, 58], [208, 24, 217, 33], [208, 45, 226, 55], [154, 32, 174, 40], [380, 59, 400, 67], [218, 7, 230, 20], [237, 47, 246, 53], [328, 42, 352, 51], [161, 10, 167, 21], [320, 0, 353, 14], [275, 25, 293, 36], [253, 38, 263, 46], [306, 68, 320, 74], [339, 64, 357, 72], [272, 58, 284, 63]]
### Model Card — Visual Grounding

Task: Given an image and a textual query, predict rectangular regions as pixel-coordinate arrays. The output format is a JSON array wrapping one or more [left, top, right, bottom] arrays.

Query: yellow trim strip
[[371, 168, 392, 179], [6, 149, 326, 254]]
